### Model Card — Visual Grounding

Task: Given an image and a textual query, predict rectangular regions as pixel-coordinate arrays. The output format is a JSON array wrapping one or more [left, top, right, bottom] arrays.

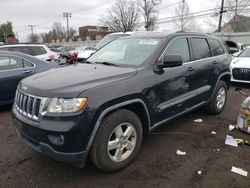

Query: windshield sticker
[[139, 40, 158, 45]]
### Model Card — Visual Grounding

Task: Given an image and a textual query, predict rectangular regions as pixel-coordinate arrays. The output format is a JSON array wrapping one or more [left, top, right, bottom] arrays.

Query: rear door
[[0, 55, 35, 102], [189, 37, 214, 103], [155, 37, 199, 123]]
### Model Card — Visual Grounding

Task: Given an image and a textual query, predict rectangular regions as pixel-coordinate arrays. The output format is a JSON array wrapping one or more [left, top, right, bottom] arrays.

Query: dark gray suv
[[12, 32, 231, 172]]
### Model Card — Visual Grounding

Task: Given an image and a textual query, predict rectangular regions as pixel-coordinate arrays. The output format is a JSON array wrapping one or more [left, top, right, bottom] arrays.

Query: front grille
[[232, 68, 250, 81], [14, 90, 43, 121]]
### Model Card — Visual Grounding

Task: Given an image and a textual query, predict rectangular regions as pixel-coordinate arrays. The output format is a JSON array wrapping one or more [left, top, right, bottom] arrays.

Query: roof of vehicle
[[0, 50, 46, 61], [0, 44, 47, 48], [0, 50, 60, 68], [118, 31, 214, 39]]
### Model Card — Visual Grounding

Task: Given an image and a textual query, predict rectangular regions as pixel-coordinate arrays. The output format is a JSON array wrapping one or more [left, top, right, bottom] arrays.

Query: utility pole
[[63, 12, 72, 41], [218, 0, 225, 32], [28, 25, 35, 42]]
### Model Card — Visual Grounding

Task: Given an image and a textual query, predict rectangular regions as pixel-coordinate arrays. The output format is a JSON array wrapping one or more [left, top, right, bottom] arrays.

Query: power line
[[159, 1, 183, 10]]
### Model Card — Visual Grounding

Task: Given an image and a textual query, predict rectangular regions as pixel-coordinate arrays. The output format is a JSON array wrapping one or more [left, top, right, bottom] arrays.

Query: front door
[[154, 37, 199, 123]]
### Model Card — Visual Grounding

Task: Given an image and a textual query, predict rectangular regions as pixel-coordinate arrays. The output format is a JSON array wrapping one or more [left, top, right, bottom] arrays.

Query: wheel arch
[[209, 72, 230, 102], [85, 99, 151, 155], [219, 73, 231, 90]]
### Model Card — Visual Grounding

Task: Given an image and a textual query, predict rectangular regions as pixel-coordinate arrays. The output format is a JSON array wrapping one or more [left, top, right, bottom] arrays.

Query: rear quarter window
[[29, 46, 47, 55], [208, 39, 224, 56], [191, 38, 211, 60]]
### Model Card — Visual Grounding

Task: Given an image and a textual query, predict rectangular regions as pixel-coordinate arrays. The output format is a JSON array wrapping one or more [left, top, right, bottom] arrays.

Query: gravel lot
[[0, 85, 250, 188]]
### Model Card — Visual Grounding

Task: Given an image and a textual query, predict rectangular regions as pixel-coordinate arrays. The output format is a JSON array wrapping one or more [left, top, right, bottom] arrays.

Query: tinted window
[[191, 38, 210, 60], [23, 59, 34, 68], [0, 47, 9, 51], [165, 38, 190, 63], [29, 46, 47, 55], [0, 56, 23, 71], [9, 47, 33, 55], [208, 39, 224, 56]]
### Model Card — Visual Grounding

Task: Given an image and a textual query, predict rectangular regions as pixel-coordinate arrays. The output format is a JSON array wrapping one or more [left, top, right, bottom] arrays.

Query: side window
[[9, 47, 33, 55], [165, 38, 190, 63], [208, 39, 224, 56], [30, 46, 47, 55], [23, 59, 34, 68], [0, 56, 11, 70], [0, 56, 23, 71], [0, 47, 9, 51], [191, 38, 211, 60]]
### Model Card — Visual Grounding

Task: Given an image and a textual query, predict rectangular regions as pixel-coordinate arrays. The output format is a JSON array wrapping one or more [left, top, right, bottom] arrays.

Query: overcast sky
[[0, 0, 221, 41]]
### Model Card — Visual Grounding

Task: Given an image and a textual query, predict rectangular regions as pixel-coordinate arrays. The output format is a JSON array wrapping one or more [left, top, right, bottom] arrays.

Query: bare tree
[[28, 33, 40, 43], [100, 0, 140, 32], [137, 0, 162, 31], [52, 22, 66, 41], [174, 0, 200, 31], [225, 0, 249, 29]]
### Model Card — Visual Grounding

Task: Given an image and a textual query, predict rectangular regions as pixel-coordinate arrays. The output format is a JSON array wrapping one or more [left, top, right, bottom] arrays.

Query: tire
[[90, 109, 143, 172], [206, 80, 228, 114]]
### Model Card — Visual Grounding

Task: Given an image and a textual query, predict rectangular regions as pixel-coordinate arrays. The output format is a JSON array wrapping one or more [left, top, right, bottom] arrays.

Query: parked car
[[77, 32, 131, 62], [231, 46, 250, 83], [0, 44, 59, 61], [0, 51, 59, 106], [12, 32, 231, 172], [223, 40, 239, 55], [58, 46, 76, 61], [59, 46, 96, 64]]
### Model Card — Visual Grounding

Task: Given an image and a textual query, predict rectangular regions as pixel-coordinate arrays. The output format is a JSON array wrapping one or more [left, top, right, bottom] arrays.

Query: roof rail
[[176, 30, 185, 33]]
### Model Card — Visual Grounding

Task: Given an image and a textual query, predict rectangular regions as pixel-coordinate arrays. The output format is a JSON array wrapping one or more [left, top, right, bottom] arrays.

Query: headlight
[[47, 98, 87, 113]]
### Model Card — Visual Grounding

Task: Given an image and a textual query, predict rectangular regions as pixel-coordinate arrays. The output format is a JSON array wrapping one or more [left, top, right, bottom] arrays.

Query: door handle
[[22, 70, 32, 74], [187, 67, 195, 71], [213, 61, 218, 64]]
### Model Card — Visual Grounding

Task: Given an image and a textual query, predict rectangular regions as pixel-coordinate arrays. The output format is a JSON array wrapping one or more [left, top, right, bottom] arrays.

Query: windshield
[[95, 34, 130, 50], [238, 48, 250, 57], [88, 38, 161, 66]]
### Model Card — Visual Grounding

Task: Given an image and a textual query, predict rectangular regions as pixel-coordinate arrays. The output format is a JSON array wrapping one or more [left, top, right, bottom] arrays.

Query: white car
[[231, 47, 250, 83], [0, 44, 59, 61]]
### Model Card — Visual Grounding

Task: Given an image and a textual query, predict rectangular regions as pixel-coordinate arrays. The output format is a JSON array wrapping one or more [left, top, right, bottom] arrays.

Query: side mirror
[[158, 55, 183, 69]]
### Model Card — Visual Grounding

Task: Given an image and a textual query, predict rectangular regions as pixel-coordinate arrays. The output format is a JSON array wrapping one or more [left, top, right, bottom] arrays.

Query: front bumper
[[12, 107, 96, 167]]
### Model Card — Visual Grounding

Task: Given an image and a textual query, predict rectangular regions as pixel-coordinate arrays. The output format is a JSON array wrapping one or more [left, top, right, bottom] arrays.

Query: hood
[[20, 63, 137, 98], [231, 57, 250, 68]]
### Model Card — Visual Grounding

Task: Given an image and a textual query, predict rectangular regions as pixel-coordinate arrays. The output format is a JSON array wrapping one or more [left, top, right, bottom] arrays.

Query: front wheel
[[90, 109, 143, 172], [206, 80, 228, 114]]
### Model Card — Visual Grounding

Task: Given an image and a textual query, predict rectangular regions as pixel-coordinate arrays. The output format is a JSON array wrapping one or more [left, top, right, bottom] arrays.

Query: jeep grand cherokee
[[12, 32, 231, 172]]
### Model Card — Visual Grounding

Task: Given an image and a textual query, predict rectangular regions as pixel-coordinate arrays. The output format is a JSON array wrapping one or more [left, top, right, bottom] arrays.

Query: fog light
[[48, 134, 64, 146]]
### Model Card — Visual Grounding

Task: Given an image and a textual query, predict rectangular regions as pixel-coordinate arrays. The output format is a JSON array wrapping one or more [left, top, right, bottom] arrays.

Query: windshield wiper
[[95, 62, 119, 67], [80, 60, 93, 64]]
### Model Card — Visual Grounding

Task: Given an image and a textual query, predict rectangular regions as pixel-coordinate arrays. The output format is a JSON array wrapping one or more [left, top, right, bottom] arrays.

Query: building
[[79, 26, 111, 41], [219, 15, 250, 32]]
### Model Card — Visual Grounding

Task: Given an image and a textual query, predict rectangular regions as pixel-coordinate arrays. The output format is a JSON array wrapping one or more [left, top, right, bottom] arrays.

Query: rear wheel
[[206, 80, 227, 114], [90, 109, 143, 172]]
